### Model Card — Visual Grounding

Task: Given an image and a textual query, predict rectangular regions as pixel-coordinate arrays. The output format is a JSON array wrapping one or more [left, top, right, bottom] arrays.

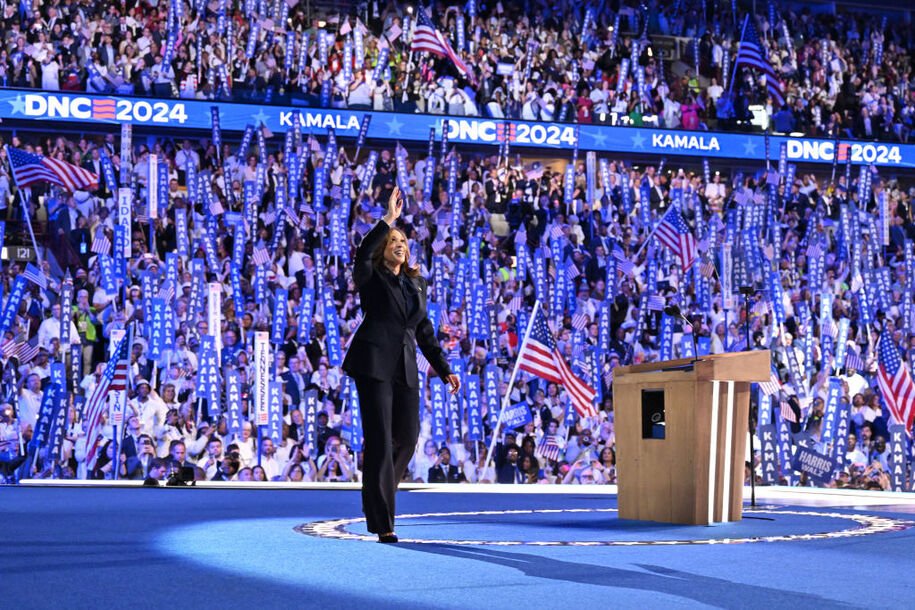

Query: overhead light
[[608, 26, 614, 32], [407, 6, 414, 14]]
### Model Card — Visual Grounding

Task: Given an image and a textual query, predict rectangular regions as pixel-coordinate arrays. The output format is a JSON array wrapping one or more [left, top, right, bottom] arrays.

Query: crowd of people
[[0, 117, 912, 491], [0, 1, 913, 140]]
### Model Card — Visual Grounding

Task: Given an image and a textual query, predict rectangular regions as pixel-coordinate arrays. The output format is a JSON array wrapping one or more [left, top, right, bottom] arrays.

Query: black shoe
[[377, 533, 399, 543]]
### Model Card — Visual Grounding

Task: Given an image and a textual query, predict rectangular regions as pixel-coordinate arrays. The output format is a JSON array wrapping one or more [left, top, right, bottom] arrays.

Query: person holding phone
[[343, 186, 460, 543]]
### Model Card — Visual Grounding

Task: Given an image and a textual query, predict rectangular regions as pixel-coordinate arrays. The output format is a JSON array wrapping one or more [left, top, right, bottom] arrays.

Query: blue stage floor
[[3, 484, 914, 609]]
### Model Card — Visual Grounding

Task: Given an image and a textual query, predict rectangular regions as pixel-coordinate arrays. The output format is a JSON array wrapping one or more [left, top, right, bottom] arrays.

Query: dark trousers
[[354, 357, 419, 534]]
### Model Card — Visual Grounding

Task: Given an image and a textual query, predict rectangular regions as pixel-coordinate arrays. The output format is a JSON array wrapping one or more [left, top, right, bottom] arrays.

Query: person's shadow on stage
[[398, 543, 852, 608]]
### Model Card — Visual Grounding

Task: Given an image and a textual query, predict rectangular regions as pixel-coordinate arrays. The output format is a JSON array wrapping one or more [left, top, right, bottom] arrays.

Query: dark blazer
[[342, 221, 451, 387], [121, 435, 140, 459], [282, 370, 307, 406], [126, 453, 152, 480], [428, 464, 466, 483]]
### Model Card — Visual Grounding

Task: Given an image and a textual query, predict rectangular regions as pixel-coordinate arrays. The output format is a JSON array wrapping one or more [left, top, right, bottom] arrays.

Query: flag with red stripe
[[611, 248, 635, 276], [537, 434, 562, 462], [22, 263, 48, 290], [84, 336, 130, 466], [507, 295, 523, 312], [15, 336, 40, 364], [8, 146, 98, 192], [91, 229, 112, 255], [758, 366, 783, 396], [571, 311, 589, 331], [699, 259, 716, 278], [654, 205, 698, 271], [411, 8, 475, 83], [251, 246, 272, 266], [734, 15, 786, 106], [779, 398, 800, 424], [876, 333, 915, 432], [517, 304, 597, 418]]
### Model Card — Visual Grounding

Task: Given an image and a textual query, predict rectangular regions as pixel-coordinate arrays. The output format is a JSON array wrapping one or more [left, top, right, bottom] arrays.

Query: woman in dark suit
[[343, 186, 460, 543]]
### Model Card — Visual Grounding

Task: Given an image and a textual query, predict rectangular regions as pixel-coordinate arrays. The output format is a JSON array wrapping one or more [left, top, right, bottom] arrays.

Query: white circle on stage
[[296, 507, 913, 546]]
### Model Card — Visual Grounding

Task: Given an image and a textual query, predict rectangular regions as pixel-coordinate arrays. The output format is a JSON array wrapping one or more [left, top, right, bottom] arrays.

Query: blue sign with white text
[[3, 90, 913, 167]]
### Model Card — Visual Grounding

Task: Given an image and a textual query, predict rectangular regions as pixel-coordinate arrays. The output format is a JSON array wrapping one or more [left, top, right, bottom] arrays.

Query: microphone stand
[[739, 285, 757, 509], [681, 311, 698, 359], [663, 305, 698, 359]]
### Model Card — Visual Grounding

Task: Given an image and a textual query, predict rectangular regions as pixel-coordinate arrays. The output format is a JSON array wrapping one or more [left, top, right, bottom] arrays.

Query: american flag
[[91, 230, 112, 255], [806, 240, 824, 259], [844, 349, 864, 371], [209, 197, 225, 216], [15, 336, 40, 364], [550, 224, 565, 240], [645, 294, 666, 311], [432, 235, 447, 253], [611, 249, 635, 277], [411, 8, 475, 83], [251, 246, 272, 266], [285, 210, 304, 229], [508, 294, 523, 312], [84, 336, 131, 465], [654, 206, 698, 271], [758, 366, 782, 396], [517, 305, 597, 418], [571, 311, 589, 331], [565, 260, 581, 282], [22, 263, 48, 290], [1, 338, 18, 359], [699, 259, 716, 278], [7, 146, 98, 192], [876, 333, 915, 432], [157, 280, 175, 304], [537, 434, 562, 462], [779, 397, 800, 424], [734, 15, 786, 106], [603, 367, 615, 389], [821, 317, 837, 339]]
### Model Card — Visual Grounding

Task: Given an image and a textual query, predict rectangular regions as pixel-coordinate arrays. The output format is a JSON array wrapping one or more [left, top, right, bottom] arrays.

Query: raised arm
[[352, 186, 403, 288]]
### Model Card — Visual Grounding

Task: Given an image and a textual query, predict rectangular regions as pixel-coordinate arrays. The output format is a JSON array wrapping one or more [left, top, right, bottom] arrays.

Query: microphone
[[663, 304, 698, 358]]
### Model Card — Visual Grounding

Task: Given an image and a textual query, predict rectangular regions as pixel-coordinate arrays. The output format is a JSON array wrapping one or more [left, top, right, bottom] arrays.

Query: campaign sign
[[500, 401, 533, 430], [791, 446, 836, 484]]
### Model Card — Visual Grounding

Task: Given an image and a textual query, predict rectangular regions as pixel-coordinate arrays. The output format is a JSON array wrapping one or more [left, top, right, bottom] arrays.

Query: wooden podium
[[612, 351, 770, 525]]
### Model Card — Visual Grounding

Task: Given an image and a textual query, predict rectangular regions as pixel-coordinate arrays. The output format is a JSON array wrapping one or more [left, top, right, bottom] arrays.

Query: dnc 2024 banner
[[3, 89, 914, 168]]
